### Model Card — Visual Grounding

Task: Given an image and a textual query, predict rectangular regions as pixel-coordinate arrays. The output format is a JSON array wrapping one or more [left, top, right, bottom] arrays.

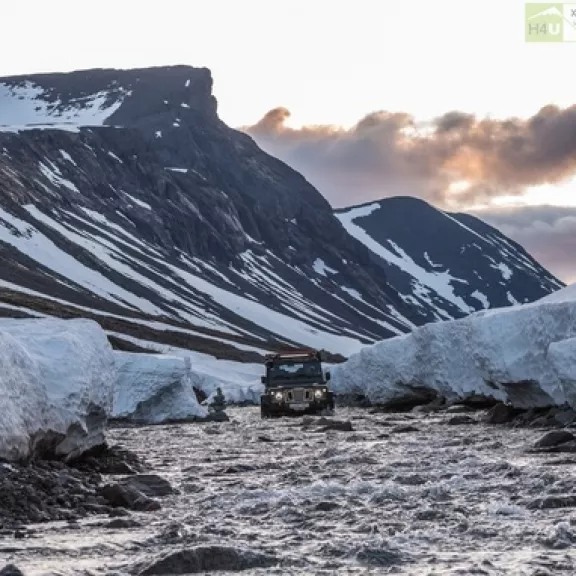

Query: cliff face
[[0, 65, 563, 359]]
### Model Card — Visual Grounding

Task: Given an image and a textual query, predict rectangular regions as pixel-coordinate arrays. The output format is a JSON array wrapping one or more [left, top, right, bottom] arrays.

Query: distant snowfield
[[0, 81, 128, 131]]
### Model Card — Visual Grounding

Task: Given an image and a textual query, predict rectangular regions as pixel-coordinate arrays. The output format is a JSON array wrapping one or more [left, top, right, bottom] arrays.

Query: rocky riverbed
[[2, 406, 576, 575]]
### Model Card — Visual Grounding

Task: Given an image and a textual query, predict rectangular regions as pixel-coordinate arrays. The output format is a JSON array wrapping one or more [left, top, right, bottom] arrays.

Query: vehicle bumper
[[261, 393, 334, 416]]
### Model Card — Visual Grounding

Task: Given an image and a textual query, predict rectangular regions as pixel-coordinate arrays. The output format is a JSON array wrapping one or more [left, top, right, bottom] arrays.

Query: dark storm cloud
[[471, 205, 576, 284], [241, 105, 576, 209]]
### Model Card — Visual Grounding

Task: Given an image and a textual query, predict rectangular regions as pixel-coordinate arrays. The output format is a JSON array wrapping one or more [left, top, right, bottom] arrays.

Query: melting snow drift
[[331, 283, 576, 410], [112, 351, 208, 423], [0, 318, 115, 461]]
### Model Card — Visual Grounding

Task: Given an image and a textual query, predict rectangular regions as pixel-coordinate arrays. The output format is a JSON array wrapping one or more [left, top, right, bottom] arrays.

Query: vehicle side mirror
[[261, 376, 266, 384], [325, 371, 331, 381]]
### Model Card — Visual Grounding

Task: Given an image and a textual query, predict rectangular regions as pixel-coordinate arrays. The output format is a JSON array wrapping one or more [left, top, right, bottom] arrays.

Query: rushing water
[[3, 407, 576, 575]]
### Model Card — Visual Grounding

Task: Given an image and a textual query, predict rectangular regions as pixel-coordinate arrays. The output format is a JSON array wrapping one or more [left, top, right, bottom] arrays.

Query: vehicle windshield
[[268, 361, 322, 380]]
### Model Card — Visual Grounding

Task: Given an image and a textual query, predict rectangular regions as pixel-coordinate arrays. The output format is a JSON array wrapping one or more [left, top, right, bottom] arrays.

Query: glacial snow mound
[[548, 338, 576, 408], [0, 318, 116, 461], [112, 352, 208, 423], [331, 285, 576, 410]]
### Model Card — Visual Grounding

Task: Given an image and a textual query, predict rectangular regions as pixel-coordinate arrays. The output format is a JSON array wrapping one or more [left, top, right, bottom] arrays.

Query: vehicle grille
[[291, 389, 305, 402]]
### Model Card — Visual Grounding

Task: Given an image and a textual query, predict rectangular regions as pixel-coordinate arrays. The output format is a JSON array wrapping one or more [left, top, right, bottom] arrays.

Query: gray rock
[[534, 430, 575, 448], [138, 546, 278, 575], [105, 518, 142, 529], [447, 415, 477, 425], [532, 440, 576, 454], [98, 483, 161, 512], [198, 411, 230, 422], [485, 402, 519, 424], [120, 475, 175, 498], [391, 425, 420, 434], [302, 417, 354, 432], [524, 495, 576, 509], [0, 565, 25, 576], [553, 408, 576, 426], [315, 501, 340, 511]]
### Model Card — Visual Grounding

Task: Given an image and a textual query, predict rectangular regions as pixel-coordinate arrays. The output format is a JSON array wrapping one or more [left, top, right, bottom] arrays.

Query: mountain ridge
[[335, 196, 563, 319], [0, 64, 564, 360]]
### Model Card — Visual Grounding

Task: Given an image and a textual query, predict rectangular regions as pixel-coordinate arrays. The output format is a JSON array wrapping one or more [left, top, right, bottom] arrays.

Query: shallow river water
[[3, 407, 576, 575]]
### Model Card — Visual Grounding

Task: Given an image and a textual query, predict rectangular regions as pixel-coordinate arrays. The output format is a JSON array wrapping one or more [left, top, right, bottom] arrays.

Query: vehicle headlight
[[274, 391, 283, 400], [314, 389, 325, 398]]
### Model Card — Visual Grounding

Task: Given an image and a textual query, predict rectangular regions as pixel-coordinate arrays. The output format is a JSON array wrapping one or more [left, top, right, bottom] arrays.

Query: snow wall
[[331, 285, 576, 409], [112, 351, 208, 423], [0, 318, 116, 461]]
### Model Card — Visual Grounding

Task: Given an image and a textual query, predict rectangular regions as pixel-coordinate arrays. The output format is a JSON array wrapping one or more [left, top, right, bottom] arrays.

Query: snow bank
[[112, 352, 208, 423], [106, 332, 265, 406], [331, 285, 576, 409], [188, 360, 264, 406], [548, 338, 576, 408], [0, 318, 115, 461]]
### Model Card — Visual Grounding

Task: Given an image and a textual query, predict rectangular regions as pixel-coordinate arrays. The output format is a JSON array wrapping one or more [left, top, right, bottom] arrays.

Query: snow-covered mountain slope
[[0, 66, 564, 360], [331, 282, 576, 410], [335, 198, 563, 321]]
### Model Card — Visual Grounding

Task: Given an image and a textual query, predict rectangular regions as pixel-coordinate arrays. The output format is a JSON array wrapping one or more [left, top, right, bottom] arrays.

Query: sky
[[3, 0, 575, 283]]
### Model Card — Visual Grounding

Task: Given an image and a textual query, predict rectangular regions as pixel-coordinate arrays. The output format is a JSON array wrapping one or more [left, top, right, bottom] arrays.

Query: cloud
[[241, 105, 576, 209], [472, 205, 576, 284], [242, 106, 576, 284]]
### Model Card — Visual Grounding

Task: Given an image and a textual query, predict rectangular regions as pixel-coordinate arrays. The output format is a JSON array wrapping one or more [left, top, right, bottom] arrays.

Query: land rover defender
[[260, 349, 335, 418]]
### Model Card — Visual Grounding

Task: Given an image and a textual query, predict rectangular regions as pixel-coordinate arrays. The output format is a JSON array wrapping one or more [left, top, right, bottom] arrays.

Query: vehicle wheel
[[327, 392, 335, 411]]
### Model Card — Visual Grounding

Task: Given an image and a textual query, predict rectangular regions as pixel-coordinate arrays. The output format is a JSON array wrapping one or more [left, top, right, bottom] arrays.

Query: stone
[[120, 475, 175, 498], [138, 546, 278, 575], [534, 430, 575, 449], [485, 402, 518, 424], [98, 483, 161, 512]]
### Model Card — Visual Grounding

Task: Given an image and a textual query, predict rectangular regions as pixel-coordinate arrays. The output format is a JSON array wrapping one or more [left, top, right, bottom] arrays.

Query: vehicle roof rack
[[265, 349, 320, 361]]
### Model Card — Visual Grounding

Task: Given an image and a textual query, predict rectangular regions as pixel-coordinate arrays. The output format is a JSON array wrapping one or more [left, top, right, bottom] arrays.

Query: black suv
[[260, 349, 335, 418]]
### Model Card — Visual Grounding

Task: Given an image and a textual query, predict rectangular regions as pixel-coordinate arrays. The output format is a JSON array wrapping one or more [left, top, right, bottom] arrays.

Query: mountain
[[335, 198, 564, 320], [0, 65, 564, 361]]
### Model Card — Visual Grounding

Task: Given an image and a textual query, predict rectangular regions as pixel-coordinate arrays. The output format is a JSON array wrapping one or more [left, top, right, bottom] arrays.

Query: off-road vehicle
[[260, 349, 335, 418]]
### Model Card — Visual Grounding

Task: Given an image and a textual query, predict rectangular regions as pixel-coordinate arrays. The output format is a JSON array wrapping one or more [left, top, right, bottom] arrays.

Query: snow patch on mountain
[[313, 258, 337, 277], [38, 161, 80, 194], [336, 204, 475, 314], [0, 205, 164, 315], [0, 81, 128, 131], [123, 192, 151, 210], [471, 290, 490, 309]]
